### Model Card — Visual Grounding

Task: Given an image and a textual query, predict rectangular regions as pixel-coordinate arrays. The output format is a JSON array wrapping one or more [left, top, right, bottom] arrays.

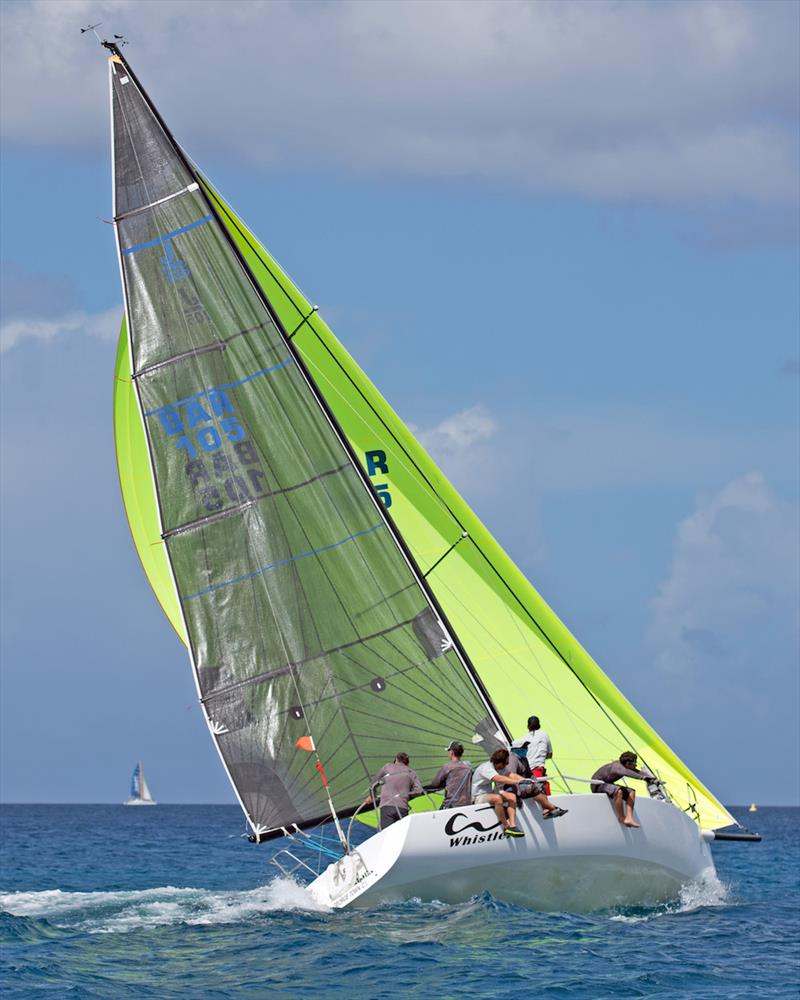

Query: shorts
[[517, 779, 545, 799], [594, 783, 632, 800], [474, 793, 497, 804], [532, 766, 551, 796]]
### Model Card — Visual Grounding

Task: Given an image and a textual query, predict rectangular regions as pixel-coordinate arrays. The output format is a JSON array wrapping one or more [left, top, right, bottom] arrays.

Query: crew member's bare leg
[[623, 788, 640, 827], [488, 793, 510, 828], [612, 788, 626, 824]]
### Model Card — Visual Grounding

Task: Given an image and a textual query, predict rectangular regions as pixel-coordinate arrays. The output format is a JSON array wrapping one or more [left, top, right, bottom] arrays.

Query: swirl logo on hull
[[444, 813, 505, 847]]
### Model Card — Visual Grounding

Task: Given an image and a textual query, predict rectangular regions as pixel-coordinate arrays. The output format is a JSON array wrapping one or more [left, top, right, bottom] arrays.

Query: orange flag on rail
[[295, 736, 315, 752]]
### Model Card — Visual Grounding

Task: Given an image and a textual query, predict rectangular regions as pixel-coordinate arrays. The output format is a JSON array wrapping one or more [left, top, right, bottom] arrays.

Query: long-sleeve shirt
[[429, 760, 473, 807], [499, 755, 526, 792], [371, 762, 423, 810], [591, 761, 651, 787]]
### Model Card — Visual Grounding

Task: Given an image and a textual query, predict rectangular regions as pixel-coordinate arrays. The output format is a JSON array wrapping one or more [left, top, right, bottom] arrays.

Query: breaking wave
[[0, 878, 328, 935], [609, 869, 730, 923]]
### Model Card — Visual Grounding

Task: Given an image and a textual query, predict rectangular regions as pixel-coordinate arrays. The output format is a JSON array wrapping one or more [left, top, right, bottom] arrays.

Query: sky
[[1, 0, 798, 809]]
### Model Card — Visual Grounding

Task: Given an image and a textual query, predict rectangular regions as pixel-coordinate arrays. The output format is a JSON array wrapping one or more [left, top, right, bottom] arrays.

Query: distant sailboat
[[124, 761, 157, 806], [749, 803, 758, 813]]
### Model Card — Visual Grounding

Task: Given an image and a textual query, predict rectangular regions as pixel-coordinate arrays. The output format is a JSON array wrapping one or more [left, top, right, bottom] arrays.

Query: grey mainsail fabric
[[111, 59, 498, 836]]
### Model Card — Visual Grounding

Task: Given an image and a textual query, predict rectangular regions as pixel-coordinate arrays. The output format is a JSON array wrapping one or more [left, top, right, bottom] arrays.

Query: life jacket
[[509, 746, 532, 778]]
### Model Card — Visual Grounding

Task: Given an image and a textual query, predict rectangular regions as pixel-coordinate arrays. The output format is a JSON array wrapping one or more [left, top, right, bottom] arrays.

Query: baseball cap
[[445, 741, 464, 754]]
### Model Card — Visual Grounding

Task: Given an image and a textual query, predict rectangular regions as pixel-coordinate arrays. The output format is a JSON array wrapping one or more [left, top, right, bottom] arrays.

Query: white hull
[[124, 798, 157, 806], [308, 794, 714, 911]]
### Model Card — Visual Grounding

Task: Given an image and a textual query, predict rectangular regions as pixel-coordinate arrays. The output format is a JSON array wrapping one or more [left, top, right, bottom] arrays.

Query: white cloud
[[0, 306, 121, 353], [415, 403, 498, 454], [648, 472, 799, 683], [0, 0, 796, 204]]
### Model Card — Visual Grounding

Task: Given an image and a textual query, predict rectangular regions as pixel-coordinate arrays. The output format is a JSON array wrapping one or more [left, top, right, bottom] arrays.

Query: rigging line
[[423, 532, 469, 579], [287, 305, 319, 341]]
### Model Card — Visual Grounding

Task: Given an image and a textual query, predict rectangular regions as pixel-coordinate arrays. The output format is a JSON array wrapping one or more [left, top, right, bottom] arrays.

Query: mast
[[105, 42, 510, 747]]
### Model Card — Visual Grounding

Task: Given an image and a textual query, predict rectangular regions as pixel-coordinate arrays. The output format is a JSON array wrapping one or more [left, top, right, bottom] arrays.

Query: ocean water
[[0, 805, 797, 999]]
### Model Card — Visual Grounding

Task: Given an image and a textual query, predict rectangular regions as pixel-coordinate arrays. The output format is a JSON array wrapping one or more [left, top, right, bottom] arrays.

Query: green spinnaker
[[113, 181, 733, 831]]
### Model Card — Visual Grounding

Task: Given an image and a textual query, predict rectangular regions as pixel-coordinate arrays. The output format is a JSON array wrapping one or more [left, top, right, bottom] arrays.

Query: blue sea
[[1, 805, 797, 999]]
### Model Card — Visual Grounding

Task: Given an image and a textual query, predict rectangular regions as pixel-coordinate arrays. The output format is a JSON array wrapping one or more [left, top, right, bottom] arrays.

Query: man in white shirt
[[472, 748, 528, 837], [511, 715, 553, 795]]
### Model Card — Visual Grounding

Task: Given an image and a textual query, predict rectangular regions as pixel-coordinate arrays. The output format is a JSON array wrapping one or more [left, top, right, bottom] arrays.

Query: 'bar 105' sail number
[[155, 389, 268, 512]]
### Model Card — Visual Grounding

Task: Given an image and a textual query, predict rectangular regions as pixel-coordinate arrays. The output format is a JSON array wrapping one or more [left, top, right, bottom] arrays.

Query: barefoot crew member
[[591, 751, 653, 828]]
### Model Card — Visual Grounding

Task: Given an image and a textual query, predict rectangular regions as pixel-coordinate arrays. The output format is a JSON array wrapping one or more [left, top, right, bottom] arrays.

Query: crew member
[[428, 741, 473, 808], [367, 752, 423, 829], [591, 751, 653, 828]]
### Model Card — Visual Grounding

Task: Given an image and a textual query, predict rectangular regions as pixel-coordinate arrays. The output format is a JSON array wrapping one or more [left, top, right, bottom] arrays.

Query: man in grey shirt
[[428, 741, 473, 808], [368, 752, 424, 829], [591, 751, 653, 827]]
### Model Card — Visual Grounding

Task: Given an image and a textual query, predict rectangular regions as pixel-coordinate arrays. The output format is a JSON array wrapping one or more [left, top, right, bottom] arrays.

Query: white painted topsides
[[308, 794, 715, 911]]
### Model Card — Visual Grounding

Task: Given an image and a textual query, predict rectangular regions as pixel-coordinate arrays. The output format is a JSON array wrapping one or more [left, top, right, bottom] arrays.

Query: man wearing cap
[[428, 741, 473, 809], [367, 752, 424, 829], [591, 751, 653, 828]]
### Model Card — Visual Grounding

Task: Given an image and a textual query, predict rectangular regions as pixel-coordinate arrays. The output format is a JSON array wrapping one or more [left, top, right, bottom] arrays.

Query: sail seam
[[142, 358, 294, 416], [182, 523, 384, 601], [162, 462, 352, 538], [121, 214, 212, 255], [200, 614, 419, 704], [134, 339, 225, 377]]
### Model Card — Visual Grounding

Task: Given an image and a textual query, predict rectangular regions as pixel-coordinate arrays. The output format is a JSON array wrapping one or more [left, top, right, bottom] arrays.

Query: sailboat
[[104, 40, 758, 911], [124, 761, 157, 806]]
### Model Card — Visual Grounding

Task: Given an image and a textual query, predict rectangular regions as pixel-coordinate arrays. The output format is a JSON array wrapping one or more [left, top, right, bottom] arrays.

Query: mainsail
[[110, 50, 734, 835], [109, 51, 503, 839], [131, 762, 141, 800]]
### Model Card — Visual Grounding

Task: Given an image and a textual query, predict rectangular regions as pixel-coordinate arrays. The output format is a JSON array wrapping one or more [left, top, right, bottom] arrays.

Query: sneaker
[[504, 826, 525, 837], [542, 807, 568, 819]]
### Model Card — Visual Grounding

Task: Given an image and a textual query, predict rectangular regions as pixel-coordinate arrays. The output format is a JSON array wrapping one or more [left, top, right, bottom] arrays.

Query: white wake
[[0, 878, 329, 934], [609, 869, 730, 923]]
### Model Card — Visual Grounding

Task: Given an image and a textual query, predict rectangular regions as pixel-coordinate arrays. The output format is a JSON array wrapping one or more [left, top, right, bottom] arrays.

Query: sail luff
[[109, 46, 510, 759], [107, 52, 267, 836]]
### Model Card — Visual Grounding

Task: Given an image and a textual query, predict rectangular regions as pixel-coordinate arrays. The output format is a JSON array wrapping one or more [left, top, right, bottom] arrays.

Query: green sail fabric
[[112, 107, 733, 835], [110, 56, 500, 838]]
